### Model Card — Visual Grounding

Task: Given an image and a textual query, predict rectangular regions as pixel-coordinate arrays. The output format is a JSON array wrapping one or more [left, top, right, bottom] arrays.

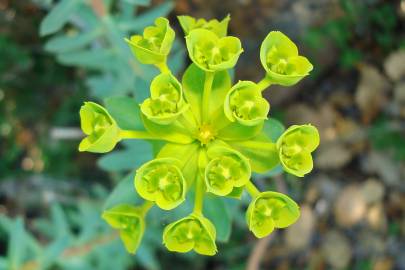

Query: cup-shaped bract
[[260, 31, 313, 86], [125, 17, 175, 65], [163, 213, 217, 256], [135, 158, 186, 210], [102, 204, 145, 254], [246, 191, 299, 238], [79, 102, 120, 153], [224, 81, 270, 126], [141, 73, 188, 125], [205, 146, 251, 196], [277, 124, 319, 177], [178, 14, 230, 37], [185, 29, 243, 72]]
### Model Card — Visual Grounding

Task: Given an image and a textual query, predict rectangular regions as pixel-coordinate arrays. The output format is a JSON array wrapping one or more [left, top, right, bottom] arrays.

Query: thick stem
[[257, 76, 272, 92], [140, 201, 154, 216], [193, 174, 205, 215], [155, 61, 170, 73], [119, 130, 161, 140], [245, 181, 260, 198], [202, 71, 215, 123]]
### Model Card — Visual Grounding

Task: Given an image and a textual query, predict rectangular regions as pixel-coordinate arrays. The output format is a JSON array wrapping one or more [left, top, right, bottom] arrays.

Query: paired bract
[[79, 15, 319, 256]]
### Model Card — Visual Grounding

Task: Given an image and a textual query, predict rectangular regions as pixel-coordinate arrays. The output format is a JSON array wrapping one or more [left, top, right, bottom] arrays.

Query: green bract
[[135, 158, 186, 210], [277, 124, 320, 177], [260, 31, 313, 86], [79, 15, 320, 256], [79, 102, 120, 153], [140, 73, 189, 125], [246, 191, 300, 238], [102, 204, 145, 254], [186, 29, 243, 72], [178, 15, 230, 37], [125, 17, 175, 65], [163, 213, 217, 255], [205, 146, 251, 196], [224, 81, 270, 126]]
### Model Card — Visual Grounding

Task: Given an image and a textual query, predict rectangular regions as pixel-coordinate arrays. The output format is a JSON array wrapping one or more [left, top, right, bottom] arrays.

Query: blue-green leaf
[[105, 96, 144, 130], [44, 29, 101, 53], [56, 49, 115, 70], [7, 218, 26, 270], [97, 140, 153, 172], [103, 172, 142, 210], [40, 0, 81, 36], [263, 118, 285, 142], [204, 195, 231, 242]]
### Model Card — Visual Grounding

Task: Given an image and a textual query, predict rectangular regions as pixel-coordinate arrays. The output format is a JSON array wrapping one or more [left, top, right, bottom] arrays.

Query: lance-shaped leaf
[[205, 146, 251, 196], [277, 124, 320, 177], [178, 14, 230, 37], [185, 29, 243, 72], [134, 158, 186, 210], [78, 102, 120, 153], [260, 31, 313, 86], [163, 213, 217, 256], [224, 80, 270, 126], [141, 73, 189, 125], [246, 191, 299, 238], [126, 17, 175, 65], [102, 204, 145, 254]]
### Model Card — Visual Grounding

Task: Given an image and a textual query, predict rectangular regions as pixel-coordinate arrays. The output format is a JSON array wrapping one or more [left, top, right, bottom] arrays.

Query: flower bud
[[205, 146, 251, 196], [277, 124, 320, 177], [246, 191, 300, 238], [260, 31, 313, 86], [224, 81, 270, 126], [126, 17, 175, 65], [140, 73, 188, 125], [185, 29, 243, 72], [78, 101, 120, 153], [163, 213, 217, 256], [178, 15, 230, 37], [134, 158, 186, 210], [102, 204, 145, 254]]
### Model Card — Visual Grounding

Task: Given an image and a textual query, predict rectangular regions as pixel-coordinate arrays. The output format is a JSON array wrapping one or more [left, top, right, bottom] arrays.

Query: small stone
[[285, 205, 315, 251], [373, 257, 393, 270], [362, 152, 401, 187], [315, 143, 352, 169], [384, 50, 405, 81], [322, 230, 352, 269], [334, 185, 367, 227], [355, 64, 390, 123], [367, 203, 387, 231], [361, 178, 385, 204]]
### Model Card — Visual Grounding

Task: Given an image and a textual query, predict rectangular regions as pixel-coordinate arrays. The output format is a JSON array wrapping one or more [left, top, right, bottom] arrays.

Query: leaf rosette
[[224, 81, 270, 126], [246, 191, 300, 238], [277, 124, 320, 177], [126, 17, 175, 65], [163, 213, 217, 255], [141, 73, 189, 125], [178, 15, 230, 37], [79, 102, 120, 153], [205, 146, 251, 196], [102, 204, 145, 254], [185, 29, 243, 72], [134, 158, 186, 210], [260, 31, 313, 86]]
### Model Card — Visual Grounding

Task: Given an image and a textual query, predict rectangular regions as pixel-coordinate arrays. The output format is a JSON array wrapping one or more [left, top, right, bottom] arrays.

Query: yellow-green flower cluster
[[78, 15, 319, 256]]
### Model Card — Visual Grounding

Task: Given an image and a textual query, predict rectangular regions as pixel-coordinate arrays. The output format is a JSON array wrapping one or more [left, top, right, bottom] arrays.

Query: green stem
[[140, 201, 154, 216], [257, 76, 272, 92], [155, 61, 170, 73], [245, 181, 260, 198], [202, 71, 215, 123], [193, 174, 205, 215], [119, 130, 161, 140]]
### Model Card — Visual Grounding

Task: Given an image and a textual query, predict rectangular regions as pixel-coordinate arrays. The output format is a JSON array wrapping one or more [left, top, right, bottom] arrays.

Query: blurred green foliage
[[304, 0, 402, 68]]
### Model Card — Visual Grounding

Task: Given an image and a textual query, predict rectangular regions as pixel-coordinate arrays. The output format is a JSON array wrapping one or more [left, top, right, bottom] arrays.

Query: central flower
[[197, 124, 216, 145]]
